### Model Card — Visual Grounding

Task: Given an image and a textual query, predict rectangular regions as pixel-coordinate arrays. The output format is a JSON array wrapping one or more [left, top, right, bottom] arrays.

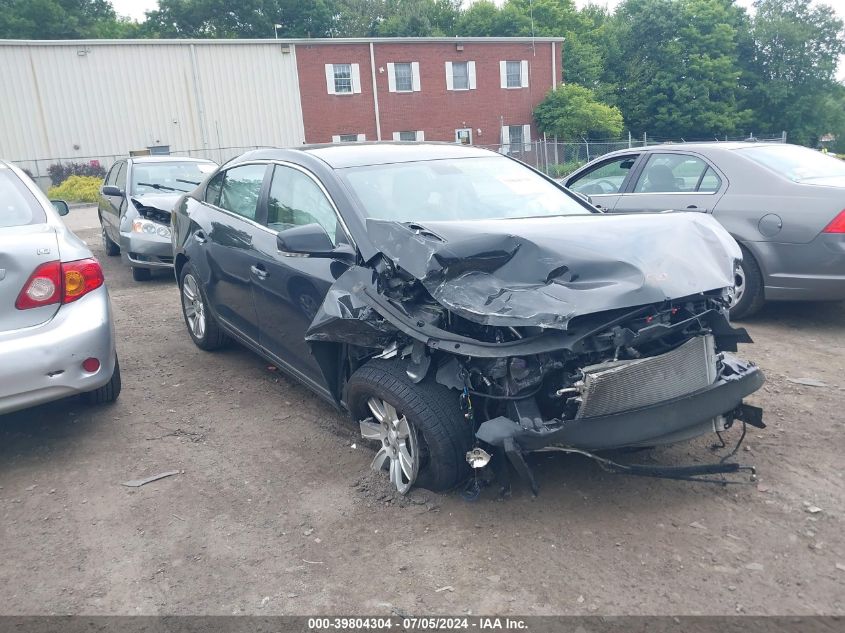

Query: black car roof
[[240, 142, 497, 169]]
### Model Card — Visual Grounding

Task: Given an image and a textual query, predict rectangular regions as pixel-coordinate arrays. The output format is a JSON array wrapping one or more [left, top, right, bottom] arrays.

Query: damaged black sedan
[[172, 143, 764, 495]]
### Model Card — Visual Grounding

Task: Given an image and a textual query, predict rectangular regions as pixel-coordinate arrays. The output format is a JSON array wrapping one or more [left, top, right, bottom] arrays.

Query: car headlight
[[132, 218, 171, 239]]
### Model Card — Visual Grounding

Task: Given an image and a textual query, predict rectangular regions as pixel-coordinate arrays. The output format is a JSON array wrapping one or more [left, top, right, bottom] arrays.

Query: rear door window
[[0, 169, 45, 227], [217, 164, 267, 221], [633, 154, 717, 193]]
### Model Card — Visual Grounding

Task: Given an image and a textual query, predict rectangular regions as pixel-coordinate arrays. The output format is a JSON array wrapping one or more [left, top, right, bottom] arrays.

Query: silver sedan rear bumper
[[0, 286, 116, 415], [759, 233, 845, 301]]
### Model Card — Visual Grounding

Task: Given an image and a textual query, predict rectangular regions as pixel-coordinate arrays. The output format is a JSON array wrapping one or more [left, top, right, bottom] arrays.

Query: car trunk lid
[[0, 224, 62, 332]]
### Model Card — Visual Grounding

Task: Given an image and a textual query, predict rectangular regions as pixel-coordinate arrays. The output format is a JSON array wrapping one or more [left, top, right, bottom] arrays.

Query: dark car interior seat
[[641, 164, 678, 192]]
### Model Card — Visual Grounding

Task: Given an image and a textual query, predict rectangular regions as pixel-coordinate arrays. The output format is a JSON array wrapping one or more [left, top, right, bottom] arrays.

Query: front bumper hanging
[[474, 358, 765, 495]]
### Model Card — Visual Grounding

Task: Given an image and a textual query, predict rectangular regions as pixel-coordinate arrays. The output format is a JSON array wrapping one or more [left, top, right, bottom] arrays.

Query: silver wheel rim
[[102, 226, 109, 248], [731, 265, 746, 307], [360, 397, 419, 494], [181, 274, 206, 340]]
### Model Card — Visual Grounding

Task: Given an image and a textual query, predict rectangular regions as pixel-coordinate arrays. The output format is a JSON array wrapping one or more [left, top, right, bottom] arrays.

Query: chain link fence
[[478, 132, 787, 178], [13, 133, 787, 191]]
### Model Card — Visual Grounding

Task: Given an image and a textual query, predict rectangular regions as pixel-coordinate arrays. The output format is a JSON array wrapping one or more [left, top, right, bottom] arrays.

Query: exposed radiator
[[575, 335, 717, 419]]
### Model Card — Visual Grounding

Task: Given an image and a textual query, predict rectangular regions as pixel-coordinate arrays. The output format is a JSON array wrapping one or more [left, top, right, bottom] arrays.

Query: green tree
[[0, 0, 125, 38], [742, 0, 845, 145], [142, 0, 334, 38], [374, 0, 461, 37], [534, 83, 624, 139], [600, 0, 751, 138]]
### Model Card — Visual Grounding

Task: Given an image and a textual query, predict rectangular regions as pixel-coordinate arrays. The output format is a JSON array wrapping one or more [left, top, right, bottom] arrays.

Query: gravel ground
[[1, 207, 843, 615]]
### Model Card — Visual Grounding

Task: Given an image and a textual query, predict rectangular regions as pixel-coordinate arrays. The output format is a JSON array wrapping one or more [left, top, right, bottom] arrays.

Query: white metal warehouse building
[[0, 39, 306, 185]]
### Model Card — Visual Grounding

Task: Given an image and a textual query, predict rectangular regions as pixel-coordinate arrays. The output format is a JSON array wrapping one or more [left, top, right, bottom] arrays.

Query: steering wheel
[[591, 179, 617, 194]]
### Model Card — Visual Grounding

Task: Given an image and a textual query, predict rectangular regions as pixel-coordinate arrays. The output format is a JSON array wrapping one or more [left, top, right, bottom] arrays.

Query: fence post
[[643, 132, 647, 146], [628, 131, 632, 149], [543, 133, 549, 174], [782, 130, 787, 143], [554, 137, 559, 165]]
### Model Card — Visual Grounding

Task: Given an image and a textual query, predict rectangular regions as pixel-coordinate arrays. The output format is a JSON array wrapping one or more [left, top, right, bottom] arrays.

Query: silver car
[[0, 161, 120, 415], [563, 143, 845, 318], [98, 156, 217, 281]]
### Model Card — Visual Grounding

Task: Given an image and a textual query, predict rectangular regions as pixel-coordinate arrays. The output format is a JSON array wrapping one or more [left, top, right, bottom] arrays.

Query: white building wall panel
[[0, 41, 305, 183]]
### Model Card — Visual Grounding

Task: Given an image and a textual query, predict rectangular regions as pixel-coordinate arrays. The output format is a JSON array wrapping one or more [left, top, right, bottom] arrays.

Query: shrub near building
[[48, 175, 103, 203]]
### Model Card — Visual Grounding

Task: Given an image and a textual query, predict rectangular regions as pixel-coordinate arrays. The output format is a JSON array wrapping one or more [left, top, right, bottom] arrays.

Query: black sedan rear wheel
[[179, 263, 228, 350]]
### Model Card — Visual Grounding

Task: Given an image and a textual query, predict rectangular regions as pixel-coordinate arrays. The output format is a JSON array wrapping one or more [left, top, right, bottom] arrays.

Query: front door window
[[567, 156, 638, 195]]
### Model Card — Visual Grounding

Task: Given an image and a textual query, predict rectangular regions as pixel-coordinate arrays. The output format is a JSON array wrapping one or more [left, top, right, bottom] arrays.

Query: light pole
[[274, 24, 282, 39]]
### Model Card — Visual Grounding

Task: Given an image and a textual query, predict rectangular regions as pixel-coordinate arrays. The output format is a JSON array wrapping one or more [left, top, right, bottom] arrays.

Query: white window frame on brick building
[[325, 63, 361, 95], [445, 61, 476, 90], [500, 60, 529, 88], [501, 124, 531, 153], [331, 133, 366, 142], [387, 62, 421, 93], [392, 130, 425, 141]]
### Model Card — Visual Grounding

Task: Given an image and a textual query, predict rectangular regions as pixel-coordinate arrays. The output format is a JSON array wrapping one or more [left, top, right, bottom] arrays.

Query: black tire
[[346, 358, 472, 492], [102, 223, 120, 256], [132, 267, 152, 282], [730, 246, 765, 320], [84, 357, 122, 405], [179, 262, 228, 350]]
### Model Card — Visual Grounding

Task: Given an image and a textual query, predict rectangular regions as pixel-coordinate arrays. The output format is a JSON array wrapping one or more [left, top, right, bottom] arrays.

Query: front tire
[[730, 246, 765, 320], [132, 267, 152, 282], [347, 359, 472, 493], [102, 224, 120, 256], [84, 357, 122, 405], [179, 263, 227, 350]]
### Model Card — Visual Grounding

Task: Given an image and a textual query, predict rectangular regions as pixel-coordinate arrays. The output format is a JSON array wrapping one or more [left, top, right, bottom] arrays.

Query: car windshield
[[738, 145, 845, 183], [0, 169, 45, 227], [131, 161, 216, 194], [340, 156, 591, 222]]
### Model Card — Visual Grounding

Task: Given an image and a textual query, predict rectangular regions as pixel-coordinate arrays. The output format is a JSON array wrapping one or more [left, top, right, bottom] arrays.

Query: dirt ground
[[1, 207, 843, 616]]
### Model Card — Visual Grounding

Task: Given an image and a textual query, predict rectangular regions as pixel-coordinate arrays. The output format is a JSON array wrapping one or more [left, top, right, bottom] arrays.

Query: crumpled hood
[[366, 212, 741, 329], [131, 192, 182, 213]]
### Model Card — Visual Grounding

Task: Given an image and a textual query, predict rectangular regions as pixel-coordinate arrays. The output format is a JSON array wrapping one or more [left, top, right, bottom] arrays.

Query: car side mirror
[[50, 200, 70, 216], [277, 223, 337, 257], [102, 185, 124, 197]]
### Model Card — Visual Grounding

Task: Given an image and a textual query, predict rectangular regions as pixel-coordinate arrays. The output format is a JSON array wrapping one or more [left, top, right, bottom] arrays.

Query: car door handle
[[193, 231, 207, 244], [686, 205, 698, 209], [250, 264, 268, 280]]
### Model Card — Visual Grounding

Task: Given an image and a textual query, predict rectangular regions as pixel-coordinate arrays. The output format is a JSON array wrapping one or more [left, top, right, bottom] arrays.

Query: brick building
[[1, 37, 563, 188], [295, 37, 563, 151]]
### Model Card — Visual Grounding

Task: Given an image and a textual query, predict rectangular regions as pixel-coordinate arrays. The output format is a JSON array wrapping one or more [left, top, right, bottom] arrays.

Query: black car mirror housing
[[102, 185, 124, 197], [277, 223, 354, 262]]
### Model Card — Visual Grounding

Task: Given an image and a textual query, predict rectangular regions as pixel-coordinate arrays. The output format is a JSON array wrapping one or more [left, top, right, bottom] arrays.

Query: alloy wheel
[[731, 264, 746, 308], [181, 273, 206, 340], [360, 397, 419, 494]]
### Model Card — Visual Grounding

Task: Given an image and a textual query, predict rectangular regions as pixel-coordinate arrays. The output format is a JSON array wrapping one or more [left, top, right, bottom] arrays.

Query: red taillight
[[16, 258, 104, 310], [62, 258, 104, 303], [15, 260, 61, 309], [823, 210, 845, 234], [82, 357, 100, 373]]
